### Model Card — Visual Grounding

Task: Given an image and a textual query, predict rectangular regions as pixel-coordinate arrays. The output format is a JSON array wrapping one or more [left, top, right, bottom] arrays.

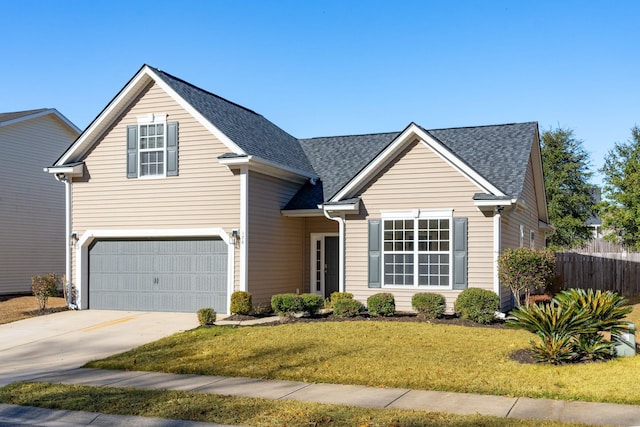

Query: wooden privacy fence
[[555, 251, 640, 296]]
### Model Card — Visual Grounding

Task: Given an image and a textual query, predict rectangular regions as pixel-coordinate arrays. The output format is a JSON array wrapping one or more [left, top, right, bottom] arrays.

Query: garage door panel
[[89, 239, 228, 313]]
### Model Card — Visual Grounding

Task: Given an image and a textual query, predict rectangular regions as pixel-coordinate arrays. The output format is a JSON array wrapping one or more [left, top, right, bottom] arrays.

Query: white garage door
[[89, 238, 228, 313]]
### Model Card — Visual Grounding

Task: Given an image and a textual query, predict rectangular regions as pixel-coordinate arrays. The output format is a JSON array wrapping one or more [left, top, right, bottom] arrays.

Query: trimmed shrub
[[271, 293, 303, 317], [333, 298, 363, 318], [498, 248, 556, 307], [329, 292, 354, 308], [230, 291, 253, 315], [300, 293, 324, 315], [454, 288, 499, 324], [412, 292, 446, 319], [197, 308, 216, 326], [367, 293, 395, 317], [31, 273, 61, 311]]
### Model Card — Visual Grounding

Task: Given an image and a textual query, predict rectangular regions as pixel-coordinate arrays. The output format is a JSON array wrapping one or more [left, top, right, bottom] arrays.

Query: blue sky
[[1, 1, 638, 184]]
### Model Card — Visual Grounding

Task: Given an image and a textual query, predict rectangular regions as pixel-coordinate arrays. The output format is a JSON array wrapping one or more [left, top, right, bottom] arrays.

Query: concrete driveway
[[0, 310, 199, 386]]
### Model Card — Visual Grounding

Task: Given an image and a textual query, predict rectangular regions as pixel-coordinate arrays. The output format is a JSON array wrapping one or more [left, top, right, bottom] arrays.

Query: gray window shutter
[[167, 121, 179, 176], [452, 217, 468, 290], [368, 219, 382, 288], [126, 125, 138, 178]]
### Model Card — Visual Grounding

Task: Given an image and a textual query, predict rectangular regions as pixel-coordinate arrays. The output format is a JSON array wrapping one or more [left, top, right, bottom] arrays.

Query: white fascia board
[[219, 155, 314, 183], [320, 199, 360, 212], [530, 129, 550, 222], [281, 209, 325, 217], [44, 163, 84, 177], [331, 123, 505, 202], [146, 67, 245, 156], [473, 199, 516, 208], [56, 68, 154, 166], [0, 109, 81, 135]]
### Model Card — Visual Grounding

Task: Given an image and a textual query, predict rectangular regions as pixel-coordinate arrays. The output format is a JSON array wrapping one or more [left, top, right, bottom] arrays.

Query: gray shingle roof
[[148, 66, 536, 211], [427, 122, 537, 198], [0, 109, 49, 124], [298, 132, 399, 200], [286, 123, 537, 210], [150, 67, 316, 176]]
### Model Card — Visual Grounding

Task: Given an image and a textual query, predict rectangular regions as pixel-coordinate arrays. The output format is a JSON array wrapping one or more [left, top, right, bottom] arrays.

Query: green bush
[[454, 288, 499, 324], [329, 292, 354, 308], [367, 293, 395, 317], [31, 273, 61, 311], [230, 291, 253, 315], [412, 292, 446, 319], [271, 293, 304, 317], [497, 248, 556, 307], [333, 298, 363, 318], [197, 308, 216, 326], [300, 293, 324, 315], [507, 289, 632, 364]]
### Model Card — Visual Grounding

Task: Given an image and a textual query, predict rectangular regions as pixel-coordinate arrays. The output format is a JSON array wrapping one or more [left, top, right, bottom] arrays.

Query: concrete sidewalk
[[10, 368, 638, 426]]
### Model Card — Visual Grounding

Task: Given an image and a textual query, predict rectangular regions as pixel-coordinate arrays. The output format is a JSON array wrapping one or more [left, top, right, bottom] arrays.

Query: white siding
[[0, 114, 78, 293]]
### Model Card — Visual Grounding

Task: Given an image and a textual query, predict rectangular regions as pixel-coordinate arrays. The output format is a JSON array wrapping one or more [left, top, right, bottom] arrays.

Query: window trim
[[380, 209, 454, 290], [137, 113, 167, 179]]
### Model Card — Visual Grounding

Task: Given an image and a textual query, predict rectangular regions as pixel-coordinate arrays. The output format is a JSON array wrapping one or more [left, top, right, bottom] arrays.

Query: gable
[[357, 139, 485, 208], [332, 124, 506, 203], [71, 81, 241, 231]]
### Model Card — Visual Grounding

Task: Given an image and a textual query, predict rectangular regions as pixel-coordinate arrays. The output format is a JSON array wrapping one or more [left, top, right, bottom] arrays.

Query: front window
[[383, 214, 451, 288], [139, 122, 166, 177]]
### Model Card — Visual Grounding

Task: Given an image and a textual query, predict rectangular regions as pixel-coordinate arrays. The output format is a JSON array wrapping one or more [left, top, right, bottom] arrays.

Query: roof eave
[[219, 154, 316, 184], [280, 208, 325, 217], [0, 108, 81, 135], [319, 198, 360, 212], [44, 162, 84, 178]]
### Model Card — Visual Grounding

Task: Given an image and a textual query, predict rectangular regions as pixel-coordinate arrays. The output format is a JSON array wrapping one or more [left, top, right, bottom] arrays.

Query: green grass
[[0, 382, 595, 427], [86, 319, 640, 405]]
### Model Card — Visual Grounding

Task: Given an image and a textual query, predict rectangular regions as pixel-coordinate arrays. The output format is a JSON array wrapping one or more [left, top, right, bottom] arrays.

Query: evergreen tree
[[600, 126, 640, 249], [541, 127, 594, 249]]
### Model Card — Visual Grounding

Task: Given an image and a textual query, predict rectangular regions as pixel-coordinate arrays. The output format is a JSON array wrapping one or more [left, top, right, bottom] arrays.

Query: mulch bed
[[226, 311, 508, 329]]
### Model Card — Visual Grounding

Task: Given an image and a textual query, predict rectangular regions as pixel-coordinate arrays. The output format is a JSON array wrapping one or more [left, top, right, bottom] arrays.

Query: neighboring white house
[[0, 109, 80, 294]]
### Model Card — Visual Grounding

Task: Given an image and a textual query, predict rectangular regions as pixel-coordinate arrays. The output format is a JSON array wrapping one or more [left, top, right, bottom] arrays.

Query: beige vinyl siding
[[0, 115, 77, 293], [345, 139, 495, 312], [500, 151, 546, 308], [71, 82, 240, 287], [302, 216, 339, 293], [247, 171, 304, 305]]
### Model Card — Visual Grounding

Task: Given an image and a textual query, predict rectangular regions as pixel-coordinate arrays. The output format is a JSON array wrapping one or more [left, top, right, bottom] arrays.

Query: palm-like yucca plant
[[507, 301, 593, 363], [508, 288, 633, 364], [554, 288, 632, 336]]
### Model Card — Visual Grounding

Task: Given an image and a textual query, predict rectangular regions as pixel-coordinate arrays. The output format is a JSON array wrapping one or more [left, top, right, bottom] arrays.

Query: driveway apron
[[0, 310, 198, 386]]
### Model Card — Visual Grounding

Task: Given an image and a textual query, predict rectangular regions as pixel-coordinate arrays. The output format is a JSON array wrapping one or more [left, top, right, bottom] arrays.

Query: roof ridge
[[147, 65, 263, 118], [0, 108, 49, 116], [300, 131, 400, 141], [426, 121, 538, 132]]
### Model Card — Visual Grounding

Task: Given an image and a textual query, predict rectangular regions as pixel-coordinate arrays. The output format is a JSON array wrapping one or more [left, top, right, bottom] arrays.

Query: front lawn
[[0, 295, 67, 325], [87, 318, 640, 405], [0, 382, 594, 427]]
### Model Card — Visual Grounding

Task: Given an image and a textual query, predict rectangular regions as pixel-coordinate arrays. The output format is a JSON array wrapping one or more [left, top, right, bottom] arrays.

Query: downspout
[[493, 206, 503, 313], [323, 209, 345, 292], [54, 173, 76, 309]]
